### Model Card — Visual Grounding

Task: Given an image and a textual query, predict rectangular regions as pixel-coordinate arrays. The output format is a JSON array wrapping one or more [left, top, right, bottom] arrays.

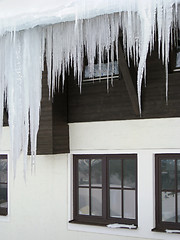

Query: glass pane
[[162, 191, 175, 222], [79, 188, 89, 215], [0, 183, 7, 208], [109, 159, 121, 187], [178, 193, 180, 222], [91, 159, 102, 187], [176, 52, 180, 68], [78, 159, 89, 186], [85, 61, 119, 79], [91, 189, 102, 216], [124, 190, 136, 219], [161, 159, 175, 190], [177, 160, 180, 190], [0, 158, 7, 183], [123, 159, 136, 188], [110, 189, 121, 218]]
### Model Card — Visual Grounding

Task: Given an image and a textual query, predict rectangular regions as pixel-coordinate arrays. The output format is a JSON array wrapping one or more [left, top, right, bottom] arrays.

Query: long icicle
[[0, 0, 178, 176]]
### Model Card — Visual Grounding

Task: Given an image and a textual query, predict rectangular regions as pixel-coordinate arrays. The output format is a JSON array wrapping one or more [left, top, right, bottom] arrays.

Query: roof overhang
[[0, 0, 179, 35]]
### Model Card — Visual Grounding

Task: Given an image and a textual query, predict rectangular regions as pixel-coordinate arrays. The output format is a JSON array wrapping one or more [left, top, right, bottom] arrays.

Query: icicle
[[0, 0, 178, 176], [45, 25, 53, 97]]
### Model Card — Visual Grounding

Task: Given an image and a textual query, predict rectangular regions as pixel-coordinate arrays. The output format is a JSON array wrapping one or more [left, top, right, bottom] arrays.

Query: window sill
[[152, 228, 180, 234], [173, 68, 180, 72], [69, 219, 107, 227], [69, 220, 138, 230]]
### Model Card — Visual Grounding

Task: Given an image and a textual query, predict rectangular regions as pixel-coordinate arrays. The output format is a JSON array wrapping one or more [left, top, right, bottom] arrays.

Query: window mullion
[[135, 157, 138, 222], [89, 159, 91, 216], [121, 159, 124, 219], [175, 158, 178, 223], [159, 158, 162, 225], [103, 156, 108, 220]]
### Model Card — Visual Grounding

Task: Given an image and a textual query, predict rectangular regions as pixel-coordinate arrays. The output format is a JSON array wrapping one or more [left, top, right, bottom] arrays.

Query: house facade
[[0, 32, 180, 240], [0, 1, 180, 239]]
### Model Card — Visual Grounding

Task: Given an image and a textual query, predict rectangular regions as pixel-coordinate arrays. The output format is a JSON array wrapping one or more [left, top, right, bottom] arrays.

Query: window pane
[[124, 190, 136, 219], [0, 158, 7, 183], [110, 189, 121, 218], [85, 61, 119, 79], [109, 159, 121, 187], [0, 184, 7, 208], [162, 191, 175, 222], [161, 159, 175, 190], [177, 52, 180, 68], [123, 159, 136, 188], [91, 159, 102, 187], [177, 160, 180, 190], [79, 188, 89, 215], [91, 189, 102, 216], [78, 159, 89, 186], [178, 192, 180, 222]]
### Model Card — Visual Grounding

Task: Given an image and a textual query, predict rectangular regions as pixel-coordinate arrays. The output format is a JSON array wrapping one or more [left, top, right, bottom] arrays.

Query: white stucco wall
[[0, 118, 180, 240], [69, 118, 180, 150], [69, 118, 180, 240]]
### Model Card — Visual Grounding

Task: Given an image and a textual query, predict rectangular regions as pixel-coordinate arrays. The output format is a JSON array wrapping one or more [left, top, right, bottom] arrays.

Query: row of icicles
[[0, 3, 179, 176]]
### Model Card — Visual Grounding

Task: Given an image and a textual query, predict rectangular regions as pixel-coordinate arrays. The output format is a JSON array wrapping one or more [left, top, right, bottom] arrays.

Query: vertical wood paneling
[[52, 80, 69, 154], [37, 66, 53, 154], [68, 48, 180, 122]]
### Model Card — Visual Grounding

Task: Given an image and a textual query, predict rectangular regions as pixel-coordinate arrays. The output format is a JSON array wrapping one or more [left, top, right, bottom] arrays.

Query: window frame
[[170, 31, 180, 72], [155, 154, 180, 231], [72, 154, 138, 226], [82, 47, 120, 84], [174, 35, 180, 72], [0, 154, 8, 216]]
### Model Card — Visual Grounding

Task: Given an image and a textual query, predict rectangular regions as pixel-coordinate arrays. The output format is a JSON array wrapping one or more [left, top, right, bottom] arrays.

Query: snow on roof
[[0, 0, 179, 35], [0, 0, 133, 34]]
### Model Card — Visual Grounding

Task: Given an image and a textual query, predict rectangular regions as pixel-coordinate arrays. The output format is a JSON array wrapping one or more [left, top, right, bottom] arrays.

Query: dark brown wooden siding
[[68, 48, 180, 122], [37, 66, 69, 155], [68, 74, 138, 122], [3, 44, 180, 155], [37, 67, 53, 154], [52, 81, 69, 154]]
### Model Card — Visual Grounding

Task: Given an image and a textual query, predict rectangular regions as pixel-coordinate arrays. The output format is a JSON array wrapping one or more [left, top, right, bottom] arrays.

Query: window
[[171, 32, 180, 72], [175, 35, 180, 70], [84, 61, 119, 82], [72, 154, 137, 226], [0, 155, 8, 216], [83, 47, 119, 83], [169, 31, 180, 72], [155, 154, 180, 231]]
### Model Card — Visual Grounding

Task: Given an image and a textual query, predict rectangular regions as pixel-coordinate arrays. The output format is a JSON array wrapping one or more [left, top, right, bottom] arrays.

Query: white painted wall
[[69, 118, 180, 150], [69, 118, 180, 240], [0, 118, 180, 240]]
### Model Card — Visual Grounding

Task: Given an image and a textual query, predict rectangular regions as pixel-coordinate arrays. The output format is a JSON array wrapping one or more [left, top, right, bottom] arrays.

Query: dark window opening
[[0, 154, 8, 216], [72, 154, 137, 226], [155, 154, 180, 231]]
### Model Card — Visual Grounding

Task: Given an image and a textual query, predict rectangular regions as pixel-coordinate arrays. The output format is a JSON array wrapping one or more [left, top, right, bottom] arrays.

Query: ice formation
[[0, 0, 179, 174]]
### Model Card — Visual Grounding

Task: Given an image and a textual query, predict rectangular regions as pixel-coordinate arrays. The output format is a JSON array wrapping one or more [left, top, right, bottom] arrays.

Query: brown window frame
[[0, 154, 8, 216], [174, 34, 180, 71], [72, 154, 138, 226], [169, 31, 180, 72], [155, 154, 180, 231]]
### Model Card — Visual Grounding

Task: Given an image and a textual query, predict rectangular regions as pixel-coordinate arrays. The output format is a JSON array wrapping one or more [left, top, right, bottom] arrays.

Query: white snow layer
[[0, 0, 179, 174]]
